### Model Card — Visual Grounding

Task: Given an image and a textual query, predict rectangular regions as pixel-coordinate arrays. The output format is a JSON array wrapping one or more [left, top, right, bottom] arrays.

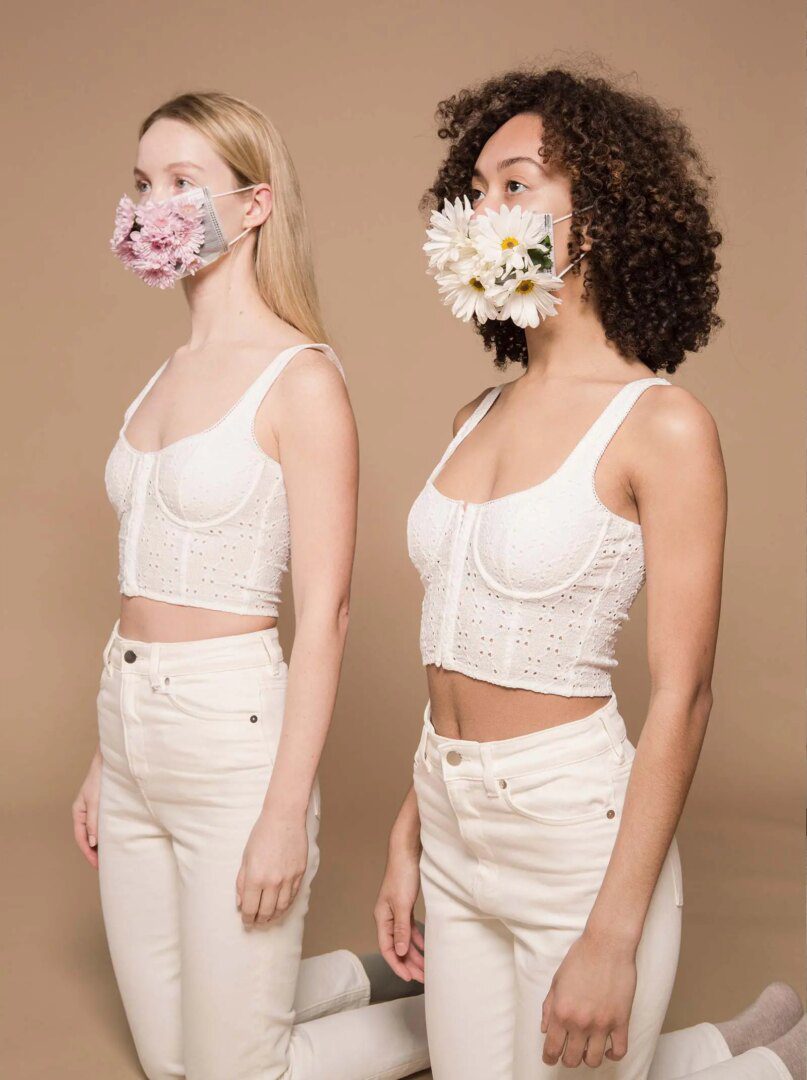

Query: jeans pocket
[[162, 666, 265, 722], [499, 749, 616, 825]]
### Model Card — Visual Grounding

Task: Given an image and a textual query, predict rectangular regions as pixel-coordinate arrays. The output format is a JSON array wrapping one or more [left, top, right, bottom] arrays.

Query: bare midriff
[[426, 665, 610, 742], [119, 594, 278, 644]]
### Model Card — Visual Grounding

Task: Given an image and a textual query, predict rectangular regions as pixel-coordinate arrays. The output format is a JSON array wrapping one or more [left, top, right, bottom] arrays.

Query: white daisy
[[470, 203, 553, 275], [423, 196, 477, 272], [434, 260, 500, 323], [487, 266, 565, 328]]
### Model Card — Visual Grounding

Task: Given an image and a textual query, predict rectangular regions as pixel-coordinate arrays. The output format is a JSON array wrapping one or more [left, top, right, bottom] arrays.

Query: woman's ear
[[246, 183, 272, 228]]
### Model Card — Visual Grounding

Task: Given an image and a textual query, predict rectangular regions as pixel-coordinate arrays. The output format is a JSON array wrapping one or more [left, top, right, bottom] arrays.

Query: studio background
[[1, 1, 804, 1076]]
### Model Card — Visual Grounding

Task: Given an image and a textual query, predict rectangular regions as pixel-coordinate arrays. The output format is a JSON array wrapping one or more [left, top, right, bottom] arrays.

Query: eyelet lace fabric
[[104, 343, 345, 617], [407, 377, 672, 696]]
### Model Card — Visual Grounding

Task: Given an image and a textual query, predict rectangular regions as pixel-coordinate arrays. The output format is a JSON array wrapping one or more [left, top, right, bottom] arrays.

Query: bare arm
[[261, 350, 358, 821], [237, 348, 358, 924], [586, 386, 726, 945], [541, 385, 727, 1067]]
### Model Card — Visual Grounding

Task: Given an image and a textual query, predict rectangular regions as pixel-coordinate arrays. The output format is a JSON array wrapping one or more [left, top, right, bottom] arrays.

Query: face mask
[[424, 198, 594, 328], [110, 183, 258, 289]]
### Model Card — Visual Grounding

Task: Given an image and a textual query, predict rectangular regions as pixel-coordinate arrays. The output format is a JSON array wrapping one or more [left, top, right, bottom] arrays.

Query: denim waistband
[[415, 692, 627, 796], [101, 618, 285, 685]]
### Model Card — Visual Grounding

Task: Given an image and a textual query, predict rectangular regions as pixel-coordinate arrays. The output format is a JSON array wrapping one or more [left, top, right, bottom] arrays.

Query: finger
[[72, 812, 98, 868], [240, 881, 263, 925], [393, 915, 411, 958], [256, 883, 280, 924], [605, 1021, 629, 1062], [376, 904, 413, 980], [540, 987, 553, 1034], [271, 880, 294, 920], [235, 866, 245, 910], [584, 1030, 608, 1069], [541, 1018, 568, 1066], [561, 1027, 587, 1069]]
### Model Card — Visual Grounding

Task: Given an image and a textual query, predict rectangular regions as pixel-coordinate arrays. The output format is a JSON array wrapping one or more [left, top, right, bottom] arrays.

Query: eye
[[175, 176, 194, 189], [134, 180, 149, 194], [506, 180, 527, 195], [468, 188, 485, 204]]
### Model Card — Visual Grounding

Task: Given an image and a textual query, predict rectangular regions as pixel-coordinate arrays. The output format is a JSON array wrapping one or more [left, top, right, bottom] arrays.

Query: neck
[[522, 279, 642, 384], [180, 237, 287, 349]]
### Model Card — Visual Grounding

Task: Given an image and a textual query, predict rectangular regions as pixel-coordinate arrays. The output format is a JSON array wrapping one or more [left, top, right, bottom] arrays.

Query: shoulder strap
[[427, 385, 503, 484], [572, 376, 672, 475], [240, 342, 346, 420], [122, 357, 171, 425]]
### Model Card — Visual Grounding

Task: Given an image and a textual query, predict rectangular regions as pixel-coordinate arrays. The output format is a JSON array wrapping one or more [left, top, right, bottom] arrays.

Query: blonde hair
[[139, 90, 327, 343]]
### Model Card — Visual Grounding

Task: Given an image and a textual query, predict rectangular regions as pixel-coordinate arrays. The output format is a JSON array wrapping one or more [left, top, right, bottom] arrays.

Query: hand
[[373, 840, 425, 984], [72, 748, 103, 869], [541, 929, 637, 1068], [237, 806, 309, 927]]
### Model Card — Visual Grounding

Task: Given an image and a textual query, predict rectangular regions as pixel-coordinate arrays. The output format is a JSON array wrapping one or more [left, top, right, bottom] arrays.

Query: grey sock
[[715, 981, 804, 1056], [358, 920, 425, 1004], [766, 1013, 807, 1080]]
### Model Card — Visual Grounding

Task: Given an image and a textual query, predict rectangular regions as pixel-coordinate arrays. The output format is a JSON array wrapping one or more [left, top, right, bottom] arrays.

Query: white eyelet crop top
[[407, 376, 672, 697], [104, 343, 346, 617]]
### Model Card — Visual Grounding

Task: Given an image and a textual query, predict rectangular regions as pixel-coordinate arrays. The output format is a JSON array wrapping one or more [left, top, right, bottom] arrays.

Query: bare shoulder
[[632, 381, 722, 461], [274, 345, 348, 405], [628, 381, 725, 503], [452, 385, 497, 436]]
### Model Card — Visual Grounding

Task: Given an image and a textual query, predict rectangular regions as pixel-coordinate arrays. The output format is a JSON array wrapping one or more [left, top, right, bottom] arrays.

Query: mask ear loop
[[554, 203, 594, 277], [212, 183, 261, 249]]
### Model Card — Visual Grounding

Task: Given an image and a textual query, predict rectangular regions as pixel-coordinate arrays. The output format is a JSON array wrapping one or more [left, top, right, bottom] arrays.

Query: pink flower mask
[[109, 183, 257, 289]]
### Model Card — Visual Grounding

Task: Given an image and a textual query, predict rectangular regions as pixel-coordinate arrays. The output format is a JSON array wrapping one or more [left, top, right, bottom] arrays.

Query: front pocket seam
[[500, 784, 613, 826]]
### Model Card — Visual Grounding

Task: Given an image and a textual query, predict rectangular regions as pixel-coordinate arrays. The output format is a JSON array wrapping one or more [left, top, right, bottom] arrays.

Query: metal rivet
[[606, 809, 616, 819], [123, 650, 137, 663], [249, 715, 258, 723], [446, 750, 462, 765], [498, 779, 508, 789]]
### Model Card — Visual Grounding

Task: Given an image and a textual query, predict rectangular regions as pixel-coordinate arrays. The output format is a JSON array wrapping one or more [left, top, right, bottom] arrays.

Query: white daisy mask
[[423, 197, 593, 329]]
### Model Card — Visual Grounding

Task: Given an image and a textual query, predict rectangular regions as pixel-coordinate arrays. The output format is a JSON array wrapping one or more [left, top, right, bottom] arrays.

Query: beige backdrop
[[1, 1, 804, 1076]]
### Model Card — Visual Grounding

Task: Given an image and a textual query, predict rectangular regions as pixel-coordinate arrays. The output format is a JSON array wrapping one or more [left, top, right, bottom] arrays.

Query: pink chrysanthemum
[[109, 191, 207, 288]]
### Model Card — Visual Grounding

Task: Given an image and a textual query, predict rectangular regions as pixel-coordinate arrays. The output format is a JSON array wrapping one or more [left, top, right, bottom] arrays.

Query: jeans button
[[124, 650, 137, 663], [446, 750, 462, 766]]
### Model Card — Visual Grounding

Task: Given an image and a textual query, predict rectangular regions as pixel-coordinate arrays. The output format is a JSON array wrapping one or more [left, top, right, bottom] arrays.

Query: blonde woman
[[72, 92, 428, 1080]]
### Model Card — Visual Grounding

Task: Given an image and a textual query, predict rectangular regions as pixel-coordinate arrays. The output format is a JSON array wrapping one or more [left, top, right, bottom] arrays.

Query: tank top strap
[[570, 376, 672, 478], [121, 356, 171, 429], [427, 384, 503, 484], [237, 342, 346, 423]]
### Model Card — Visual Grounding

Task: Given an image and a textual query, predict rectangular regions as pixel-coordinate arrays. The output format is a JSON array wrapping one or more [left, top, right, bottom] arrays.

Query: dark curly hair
[[422, 63, 724, 373]]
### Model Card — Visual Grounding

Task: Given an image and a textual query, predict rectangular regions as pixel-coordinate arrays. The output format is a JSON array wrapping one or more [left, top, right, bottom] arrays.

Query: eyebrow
[[133, 160, 202, 177], [472, 156, 543, 179]]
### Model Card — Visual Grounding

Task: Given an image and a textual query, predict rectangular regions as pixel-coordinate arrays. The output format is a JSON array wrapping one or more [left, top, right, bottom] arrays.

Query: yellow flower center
[[500, 236, 519, 250], [468, 276, 485, 292], [515, 280, 535, 294]]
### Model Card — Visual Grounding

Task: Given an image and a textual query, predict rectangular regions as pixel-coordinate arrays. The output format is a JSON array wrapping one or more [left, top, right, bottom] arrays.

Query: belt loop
[[148, 643, 163, 691], [260, 631, 283, 676], [419, 702, 434, 772], [479, 743, 499, 797], [101, 619, 119, 676], [599, 696, 625, 763]]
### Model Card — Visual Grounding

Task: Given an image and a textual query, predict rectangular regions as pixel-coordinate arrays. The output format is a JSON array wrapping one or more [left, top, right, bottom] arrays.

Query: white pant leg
[[413, 696, 683, 1080], [97, 629, 428, 1080], [415, 747, 517, 1079], [650, 1022, 792, 1080]]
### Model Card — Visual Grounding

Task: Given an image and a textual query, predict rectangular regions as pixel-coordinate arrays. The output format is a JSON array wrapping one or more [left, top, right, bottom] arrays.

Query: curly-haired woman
[[375, 67, 805, 1079]]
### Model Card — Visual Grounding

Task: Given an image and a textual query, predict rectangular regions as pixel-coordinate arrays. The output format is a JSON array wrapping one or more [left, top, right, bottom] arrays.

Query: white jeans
[[412, 694, 790, 1080], [96, 620, 429, 1080]]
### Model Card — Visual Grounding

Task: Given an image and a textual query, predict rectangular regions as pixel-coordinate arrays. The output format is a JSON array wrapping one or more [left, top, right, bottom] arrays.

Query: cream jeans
[[412, 693, 790, 1080], [96, 620, 429, 1080]]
